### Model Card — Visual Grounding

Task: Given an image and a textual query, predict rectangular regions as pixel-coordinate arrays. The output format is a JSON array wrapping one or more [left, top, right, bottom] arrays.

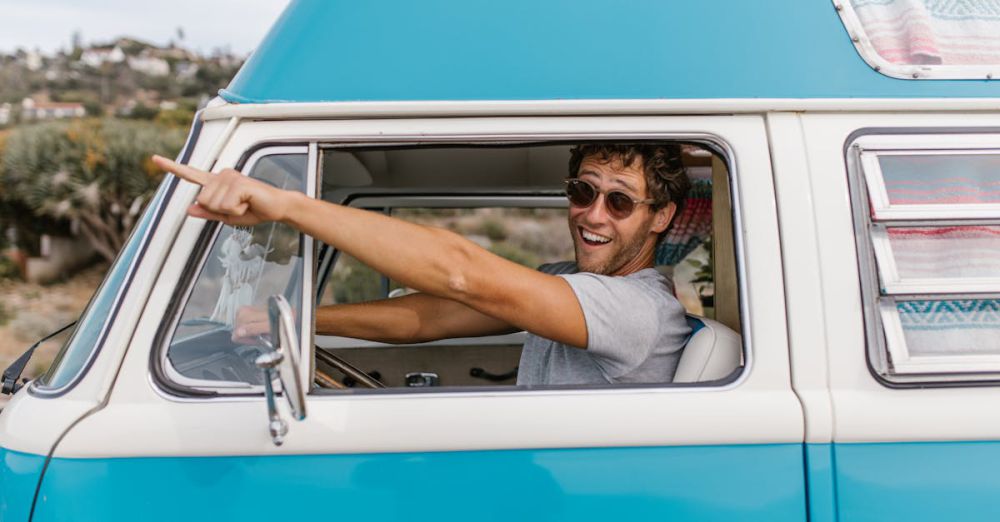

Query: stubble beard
[[573, 225, 651, 276]]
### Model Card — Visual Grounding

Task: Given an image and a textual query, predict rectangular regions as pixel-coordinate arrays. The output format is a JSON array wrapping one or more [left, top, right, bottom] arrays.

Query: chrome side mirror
[[255, 294, 306, 446]]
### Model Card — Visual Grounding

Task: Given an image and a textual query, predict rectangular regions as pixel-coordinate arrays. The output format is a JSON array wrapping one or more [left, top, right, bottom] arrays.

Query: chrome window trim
[[158, 145, 310, 394], [848, 130, 1000, 382], [833, 0, 1000, 80]]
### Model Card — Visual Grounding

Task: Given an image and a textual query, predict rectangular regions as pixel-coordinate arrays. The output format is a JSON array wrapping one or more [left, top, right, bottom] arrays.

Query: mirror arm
[[255, 350, 289, 446], [1, 321, 77, 395], [255, 295, 306, 446]]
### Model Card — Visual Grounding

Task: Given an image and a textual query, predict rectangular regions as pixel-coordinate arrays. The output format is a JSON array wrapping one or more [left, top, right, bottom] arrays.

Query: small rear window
[[851, 133, 1000, 382], [838, 0, 1000, 79]]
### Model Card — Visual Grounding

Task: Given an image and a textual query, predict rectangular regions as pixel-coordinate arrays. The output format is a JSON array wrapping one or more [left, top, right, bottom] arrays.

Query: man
[[152, 143, 692, 386]]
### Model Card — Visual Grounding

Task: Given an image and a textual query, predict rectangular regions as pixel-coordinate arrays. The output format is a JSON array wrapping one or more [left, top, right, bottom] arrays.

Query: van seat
[[674, 316, 742, 383]]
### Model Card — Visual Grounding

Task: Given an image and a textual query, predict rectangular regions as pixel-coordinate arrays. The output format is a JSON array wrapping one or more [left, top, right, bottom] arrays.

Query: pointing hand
[[151, 155, 296, 227]]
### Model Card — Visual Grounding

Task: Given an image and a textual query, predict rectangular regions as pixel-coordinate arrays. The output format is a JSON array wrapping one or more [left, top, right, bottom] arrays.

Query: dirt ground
[[0, 264, 106, 395]]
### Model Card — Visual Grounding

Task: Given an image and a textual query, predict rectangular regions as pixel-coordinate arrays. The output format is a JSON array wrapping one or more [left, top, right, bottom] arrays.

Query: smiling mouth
[[579, 227, 611, 246]]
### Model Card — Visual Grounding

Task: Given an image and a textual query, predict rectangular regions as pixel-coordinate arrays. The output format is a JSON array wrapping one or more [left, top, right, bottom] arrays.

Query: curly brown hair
[[568, 143, 691, 235]]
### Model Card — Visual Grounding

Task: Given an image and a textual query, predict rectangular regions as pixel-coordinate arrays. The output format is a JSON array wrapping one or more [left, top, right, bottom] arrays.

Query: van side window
[[163, 149, 308, 391], [313, 143, 743, 392], [851, 135, 1000, 381]]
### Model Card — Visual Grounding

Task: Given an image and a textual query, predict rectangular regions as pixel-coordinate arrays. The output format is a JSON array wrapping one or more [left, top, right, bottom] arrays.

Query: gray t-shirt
[[517, 262, 691, 386]]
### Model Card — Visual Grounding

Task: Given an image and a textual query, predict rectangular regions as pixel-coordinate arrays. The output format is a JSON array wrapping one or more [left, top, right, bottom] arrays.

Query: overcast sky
[[0, 0, 291, 55]]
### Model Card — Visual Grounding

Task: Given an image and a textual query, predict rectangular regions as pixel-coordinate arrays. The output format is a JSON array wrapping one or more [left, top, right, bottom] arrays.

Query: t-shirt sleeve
[[559, 272, 687, 378]]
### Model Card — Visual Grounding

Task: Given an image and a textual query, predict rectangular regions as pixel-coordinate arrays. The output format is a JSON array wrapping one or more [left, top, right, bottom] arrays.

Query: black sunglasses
[[564, 178, 656, 219]]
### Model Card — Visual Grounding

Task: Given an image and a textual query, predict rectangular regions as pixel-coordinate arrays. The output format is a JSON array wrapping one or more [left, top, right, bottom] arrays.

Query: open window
[[312, 141, 744, 392], [850, 133, 1000, 382]]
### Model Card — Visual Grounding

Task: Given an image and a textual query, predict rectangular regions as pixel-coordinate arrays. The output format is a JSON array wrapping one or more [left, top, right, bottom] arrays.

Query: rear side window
[[850, 133, 1000, 382]]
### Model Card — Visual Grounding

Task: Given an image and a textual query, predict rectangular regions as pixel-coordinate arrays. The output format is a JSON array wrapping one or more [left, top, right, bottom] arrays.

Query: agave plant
[[0, 119, 185, 262]]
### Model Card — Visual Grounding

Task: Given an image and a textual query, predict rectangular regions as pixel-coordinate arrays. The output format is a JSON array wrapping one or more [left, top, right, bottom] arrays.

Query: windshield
[[33, 179, 170, 392]]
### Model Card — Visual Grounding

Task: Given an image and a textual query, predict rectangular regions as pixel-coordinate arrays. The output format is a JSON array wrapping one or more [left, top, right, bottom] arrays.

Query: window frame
[[309, 137, 749, 395], [154, 143, 317, 396], [859, 147, 1000, 221], [849, 131, 1000, 383]]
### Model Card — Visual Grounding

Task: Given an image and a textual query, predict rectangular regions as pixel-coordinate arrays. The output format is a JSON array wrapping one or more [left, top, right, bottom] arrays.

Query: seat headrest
[[674, 315, 742, 383]]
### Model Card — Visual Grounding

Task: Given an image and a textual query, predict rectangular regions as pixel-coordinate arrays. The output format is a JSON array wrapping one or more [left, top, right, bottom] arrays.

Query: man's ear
[[651, 202, 677, 234]]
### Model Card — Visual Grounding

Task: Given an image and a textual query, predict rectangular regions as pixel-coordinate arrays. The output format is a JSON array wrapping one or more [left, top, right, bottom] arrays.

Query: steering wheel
[[315, 347, 385, 388]]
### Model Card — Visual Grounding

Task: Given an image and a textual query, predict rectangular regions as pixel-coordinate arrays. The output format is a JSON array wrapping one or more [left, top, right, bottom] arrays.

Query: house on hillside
[[23, 50, 43, 71], [20, 98, 85, 121], [81, 46, 125, 68], [128, 50, 170, 76]]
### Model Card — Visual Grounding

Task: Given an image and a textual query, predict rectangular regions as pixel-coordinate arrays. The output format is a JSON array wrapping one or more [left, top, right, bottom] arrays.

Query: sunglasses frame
[[563, 178, 657, 219]]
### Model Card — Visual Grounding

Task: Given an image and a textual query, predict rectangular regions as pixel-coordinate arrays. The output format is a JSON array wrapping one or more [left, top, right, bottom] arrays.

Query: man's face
[[568, 154, 673, 276]]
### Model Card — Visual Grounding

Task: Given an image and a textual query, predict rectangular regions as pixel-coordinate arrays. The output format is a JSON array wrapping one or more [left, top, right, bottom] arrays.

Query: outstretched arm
[[156, 156, 588, 348]]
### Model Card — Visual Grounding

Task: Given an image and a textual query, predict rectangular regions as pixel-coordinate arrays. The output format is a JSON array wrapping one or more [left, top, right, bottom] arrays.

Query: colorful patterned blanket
[[851, 0, 1000, 65]]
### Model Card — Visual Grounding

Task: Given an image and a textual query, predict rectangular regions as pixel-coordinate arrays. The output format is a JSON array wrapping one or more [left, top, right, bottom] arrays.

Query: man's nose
[[581, 192, 610, 224]]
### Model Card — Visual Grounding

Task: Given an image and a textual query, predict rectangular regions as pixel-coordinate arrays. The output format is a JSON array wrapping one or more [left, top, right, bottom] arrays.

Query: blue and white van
[[3, 0, 1000, 520]]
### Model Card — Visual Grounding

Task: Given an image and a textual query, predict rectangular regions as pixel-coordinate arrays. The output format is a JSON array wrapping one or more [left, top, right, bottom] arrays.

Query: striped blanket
[[851, 0, 1000, 65], [880, 154, 1000, 205], [898, 299, 1000, 356], [656, 178, 712, 266], [889, 225, 1000, 279]]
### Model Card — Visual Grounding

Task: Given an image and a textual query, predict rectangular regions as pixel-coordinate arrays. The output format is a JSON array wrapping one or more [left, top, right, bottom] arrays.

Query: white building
[[128, 53, 170, 76], [0, 103, 11, 125], [20, 98, 86, 121], [24, 51, 43, 71], [81, 46, 125, 68]]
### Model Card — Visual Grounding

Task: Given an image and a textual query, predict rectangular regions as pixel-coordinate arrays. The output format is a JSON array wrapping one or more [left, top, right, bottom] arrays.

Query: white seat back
[[673, 316, 742, 383]]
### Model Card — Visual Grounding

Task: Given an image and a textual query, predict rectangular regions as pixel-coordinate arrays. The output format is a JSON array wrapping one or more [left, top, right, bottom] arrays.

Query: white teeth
[[581, 229, 611, 243]]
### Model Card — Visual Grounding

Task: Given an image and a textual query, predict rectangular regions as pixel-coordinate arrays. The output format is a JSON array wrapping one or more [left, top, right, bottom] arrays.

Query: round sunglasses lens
[[606, 191, 635, 218], [566, 180, 596, 207]]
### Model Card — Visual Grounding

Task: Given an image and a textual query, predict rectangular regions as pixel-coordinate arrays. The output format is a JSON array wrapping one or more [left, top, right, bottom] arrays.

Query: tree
[[0, 119, 185, 262]]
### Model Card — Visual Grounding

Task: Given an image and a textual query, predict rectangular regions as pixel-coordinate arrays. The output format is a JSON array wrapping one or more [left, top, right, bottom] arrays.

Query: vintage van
[[2, 0, 1000, 520]]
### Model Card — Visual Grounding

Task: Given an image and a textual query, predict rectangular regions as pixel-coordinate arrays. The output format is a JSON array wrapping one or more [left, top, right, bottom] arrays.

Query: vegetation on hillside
[[0, 119, 185, 261]]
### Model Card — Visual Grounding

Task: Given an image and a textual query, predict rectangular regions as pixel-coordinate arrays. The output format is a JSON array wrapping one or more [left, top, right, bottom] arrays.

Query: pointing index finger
[[152, 154, 212, 186]]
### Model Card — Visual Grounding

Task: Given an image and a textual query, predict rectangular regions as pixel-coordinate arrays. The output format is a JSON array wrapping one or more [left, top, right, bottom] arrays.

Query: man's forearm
[[316, 300, 425, 344], [316, 293, 516, 344], [282, 192, 487, 305]]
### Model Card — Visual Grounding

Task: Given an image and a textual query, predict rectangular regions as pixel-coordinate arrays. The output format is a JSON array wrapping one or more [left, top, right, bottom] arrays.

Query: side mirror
[[255, 295, 306, 446]]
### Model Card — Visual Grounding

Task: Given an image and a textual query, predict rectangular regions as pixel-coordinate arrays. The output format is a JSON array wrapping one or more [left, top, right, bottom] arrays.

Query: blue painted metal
[[835, 441, 1000, 522], [223, 0, 1000, 104], [32, 444, 806, 521], [0, 448, 46, 522], [804, 443, 837, 522]]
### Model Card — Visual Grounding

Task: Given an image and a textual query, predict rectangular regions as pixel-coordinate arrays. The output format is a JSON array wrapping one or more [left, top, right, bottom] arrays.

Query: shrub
[[0, 118, 185, 262]]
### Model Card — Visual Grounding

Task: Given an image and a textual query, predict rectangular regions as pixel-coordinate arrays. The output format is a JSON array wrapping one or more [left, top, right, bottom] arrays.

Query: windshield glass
[[33, 179, 169, 392]]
